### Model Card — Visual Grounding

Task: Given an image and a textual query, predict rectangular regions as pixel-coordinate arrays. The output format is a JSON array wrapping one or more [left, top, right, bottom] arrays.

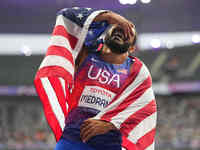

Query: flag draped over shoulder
[[34, 7, 157, 150], [34, 7, 108, 141], [93, 57, 157, 150]]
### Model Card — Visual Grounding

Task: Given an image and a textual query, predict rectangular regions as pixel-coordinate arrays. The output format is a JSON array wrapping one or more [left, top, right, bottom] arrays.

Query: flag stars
[[77, 13, 84, 20]]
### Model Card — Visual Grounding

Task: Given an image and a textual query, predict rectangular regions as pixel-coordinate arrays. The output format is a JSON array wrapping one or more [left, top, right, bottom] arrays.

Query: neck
[[100, 46, 128, 64]]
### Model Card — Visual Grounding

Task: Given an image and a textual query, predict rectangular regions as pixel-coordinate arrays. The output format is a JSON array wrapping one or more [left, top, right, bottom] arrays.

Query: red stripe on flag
[[116, 57, 143, 96], [136, 128, 156, 150], [120, 100, 157, 136], [34, 79, 63, 141], [35, 66, 73, 85], [48, 77, 69, 117], [97, 58, 143, 120], [53, 25, 78, 49], [122, 136, 138, 150], [100, 77, 152, 122], [46, 45, 74, 66]]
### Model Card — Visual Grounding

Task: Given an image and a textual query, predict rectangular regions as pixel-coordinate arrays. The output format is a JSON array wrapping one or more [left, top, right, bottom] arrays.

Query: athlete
[[34, 7, 157, 150], [56, 24, 137, 150]]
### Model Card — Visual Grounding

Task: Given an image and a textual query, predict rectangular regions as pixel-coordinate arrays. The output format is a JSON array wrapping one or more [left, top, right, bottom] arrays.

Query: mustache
[[104, 35, 130, 54]]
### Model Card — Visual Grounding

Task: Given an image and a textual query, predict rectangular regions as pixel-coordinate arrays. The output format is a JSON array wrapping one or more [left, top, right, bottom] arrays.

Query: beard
[[104, 26, 131, 54]]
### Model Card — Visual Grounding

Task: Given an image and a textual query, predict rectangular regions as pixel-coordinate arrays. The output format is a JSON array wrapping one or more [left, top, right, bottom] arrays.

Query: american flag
[[34, 7, 157, 150]]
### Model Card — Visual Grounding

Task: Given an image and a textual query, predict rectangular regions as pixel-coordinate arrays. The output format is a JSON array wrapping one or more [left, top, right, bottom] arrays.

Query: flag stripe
[[55, 15, 82, 38], [128, 112, 157, 143], [58, 77, 69, 111], [119, 64, 151, 100], [115, 57, 142, 95], [122, 136, 138, 150], [41, 77, 66, 131], [59, 77, 67, 97], [35, 66, 73, 84], [46, 46, 74, 66], [136, 128, 156, 150], [50, 35, 73, 54], [34, 79, 63, 141], [48, 77, 68, 117], [92, 61, 145, 120], [111, 87, 155, 128], [120, 100, 156, 135], [53, 25, 78, 50], [145, 142, 155, 150], [100, 76, 151, 124], [39, 55, 74, 77]]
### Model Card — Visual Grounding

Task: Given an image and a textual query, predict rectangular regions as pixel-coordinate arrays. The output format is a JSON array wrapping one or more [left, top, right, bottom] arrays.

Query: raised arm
[[94, 11, 134, 40], [34, 7, 111, 141]]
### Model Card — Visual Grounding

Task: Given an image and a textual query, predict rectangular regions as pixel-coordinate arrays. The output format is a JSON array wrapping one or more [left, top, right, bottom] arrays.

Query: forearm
[[94, 11, 134, 39], [94, 11, 115, 23], [94, 11, 126, 24]]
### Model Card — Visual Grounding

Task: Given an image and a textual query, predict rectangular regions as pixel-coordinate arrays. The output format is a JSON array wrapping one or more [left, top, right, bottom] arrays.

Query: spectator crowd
[[0, 95, 200, 150]]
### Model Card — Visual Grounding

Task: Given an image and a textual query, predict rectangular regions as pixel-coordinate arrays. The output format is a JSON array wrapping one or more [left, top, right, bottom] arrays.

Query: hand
[[95, 12, 135, 40], [80, 118, 117, 142], [108, 12, 135, 40]]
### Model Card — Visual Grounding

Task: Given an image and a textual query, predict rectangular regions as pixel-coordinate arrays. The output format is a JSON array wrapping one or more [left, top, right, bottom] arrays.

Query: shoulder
[[129, 56, 152, 78]]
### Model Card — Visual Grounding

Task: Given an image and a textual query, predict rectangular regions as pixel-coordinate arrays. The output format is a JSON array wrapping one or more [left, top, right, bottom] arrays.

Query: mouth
[[104, 25, 131, 54]]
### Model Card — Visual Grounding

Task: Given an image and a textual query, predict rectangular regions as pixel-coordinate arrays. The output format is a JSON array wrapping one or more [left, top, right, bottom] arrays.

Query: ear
[[129, 45, 136, 54]]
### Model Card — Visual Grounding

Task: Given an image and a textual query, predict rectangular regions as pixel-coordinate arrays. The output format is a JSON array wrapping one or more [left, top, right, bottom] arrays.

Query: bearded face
[[104, 25, 132, 54]]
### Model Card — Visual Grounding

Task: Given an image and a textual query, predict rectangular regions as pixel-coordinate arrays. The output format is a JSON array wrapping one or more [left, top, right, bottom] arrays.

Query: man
[[34, 7, 157, 150]]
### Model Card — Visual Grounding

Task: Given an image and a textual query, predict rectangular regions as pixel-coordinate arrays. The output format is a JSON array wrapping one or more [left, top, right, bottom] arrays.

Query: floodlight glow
[[141, 0, 151, 4], [21, 45, 32, 56], [119, 0, 129, 5], [192, 34, 200, 43], [129, 0, 137, 5], [119, 0, 137, 5], [150, 39, 161, 48], [166, 41, 174, 49]]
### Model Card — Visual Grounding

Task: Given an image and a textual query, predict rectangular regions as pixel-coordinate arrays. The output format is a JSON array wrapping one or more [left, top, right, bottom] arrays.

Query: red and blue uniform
[[60, 53, 133, 150], [34, 7, 157, 150]]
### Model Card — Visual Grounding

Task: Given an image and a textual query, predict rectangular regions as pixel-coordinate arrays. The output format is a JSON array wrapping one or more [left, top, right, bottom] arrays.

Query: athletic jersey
[[34, 7, 157, 150], [62, 53, 133, 148]]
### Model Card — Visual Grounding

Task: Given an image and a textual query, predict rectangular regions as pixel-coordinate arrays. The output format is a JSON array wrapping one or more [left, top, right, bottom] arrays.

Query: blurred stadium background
[[0, 0, 200, 150]]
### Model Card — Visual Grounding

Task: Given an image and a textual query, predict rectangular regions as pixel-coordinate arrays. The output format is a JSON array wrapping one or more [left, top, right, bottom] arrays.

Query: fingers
[[127, 22, 134, 37], [80, 119, 98, 142], [81, 126, 96, 142], [80, 120, 93, 140], [121, 21, 134, 40], [106, 12, 135, 40], [127, 25, 133, 39], [80, 119, 91, 131], [80, 119, 116, 142]]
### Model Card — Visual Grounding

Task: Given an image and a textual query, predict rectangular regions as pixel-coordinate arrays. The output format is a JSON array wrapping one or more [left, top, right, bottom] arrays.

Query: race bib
[[78, 86, 116, 111]]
